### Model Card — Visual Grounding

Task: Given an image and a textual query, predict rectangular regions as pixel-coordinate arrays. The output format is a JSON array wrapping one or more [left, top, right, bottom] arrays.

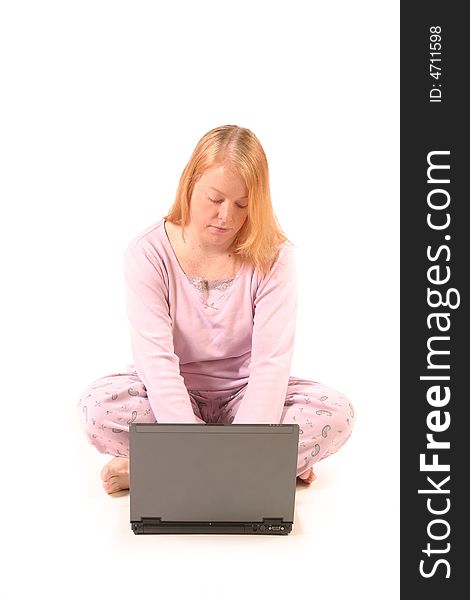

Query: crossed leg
[[78, 368, 355, 493]]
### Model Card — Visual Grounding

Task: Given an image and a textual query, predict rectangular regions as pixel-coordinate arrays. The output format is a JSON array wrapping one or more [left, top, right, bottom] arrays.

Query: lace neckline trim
[[185, 275, 235, 292]]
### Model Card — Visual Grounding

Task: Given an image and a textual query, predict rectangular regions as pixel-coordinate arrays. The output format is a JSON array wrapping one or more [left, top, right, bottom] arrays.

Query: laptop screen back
[[130, 423, 299, 524]]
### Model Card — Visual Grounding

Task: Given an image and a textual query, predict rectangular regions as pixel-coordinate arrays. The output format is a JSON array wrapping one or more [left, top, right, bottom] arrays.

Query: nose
[[218, 201, 233, 225]]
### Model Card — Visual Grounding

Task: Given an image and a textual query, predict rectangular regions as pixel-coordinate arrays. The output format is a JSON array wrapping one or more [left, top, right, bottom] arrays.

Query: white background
[[1, 1, 399, 598]]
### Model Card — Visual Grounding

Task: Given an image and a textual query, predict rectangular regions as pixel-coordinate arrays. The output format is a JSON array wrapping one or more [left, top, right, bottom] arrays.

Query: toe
[[298, 468, 316, 484], [101, 464, 110, 482], [104, 480, 116, 494], [100, 458, 130, 494]]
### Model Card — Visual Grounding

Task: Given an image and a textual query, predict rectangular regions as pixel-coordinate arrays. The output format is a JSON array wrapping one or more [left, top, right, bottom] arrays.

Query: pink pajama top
[[123, 219, 297, 424]]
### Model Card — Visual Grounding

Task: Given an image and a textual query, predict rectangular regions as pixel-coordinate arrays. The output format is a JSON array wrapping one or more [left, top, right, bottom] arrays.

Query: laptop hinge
[[132, 518, 161, 533], [132, 517, 292, 535], [261, 517, 289, 531]]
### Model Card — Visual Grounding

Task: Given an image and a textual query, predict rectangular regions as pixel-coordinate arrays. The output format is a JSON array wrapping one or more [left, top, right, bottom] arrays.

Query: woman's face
[[188, 162, 249, 250]]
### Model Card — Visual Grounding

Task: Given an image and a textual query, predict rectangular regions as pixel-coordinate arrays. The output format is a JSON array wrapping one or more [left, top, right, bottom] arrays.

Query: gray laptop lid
[[130, 424, 299, 525]]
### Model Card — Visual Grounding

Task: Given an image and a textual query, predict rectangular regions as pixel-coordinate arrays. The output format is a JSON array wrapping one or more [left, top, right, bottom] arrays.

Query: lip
[[209, 225, 229, 233]]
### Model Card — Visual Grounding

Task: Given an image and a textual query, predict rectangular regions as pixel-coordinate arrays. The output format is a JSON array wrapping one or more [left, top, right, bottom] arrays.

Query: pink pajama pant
[[78, 365, 355, 477]]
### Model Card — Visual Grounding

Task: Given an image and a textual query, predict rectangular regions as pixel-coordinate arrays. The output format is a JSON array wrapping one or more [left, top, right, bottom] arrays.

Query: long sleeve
[[232, 244, 297, 424], [123, 242, 199, 423]]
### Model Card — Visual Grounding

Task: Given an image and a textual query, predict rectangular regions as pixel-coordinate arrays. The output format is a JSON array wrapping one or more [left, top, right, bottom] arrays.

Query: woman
[[78, 124, 355, 494]]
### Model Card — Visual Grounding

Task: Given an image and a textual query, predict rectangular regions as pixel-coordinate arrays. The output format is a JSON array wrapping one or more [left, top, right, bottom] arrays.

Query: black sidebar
[[401, 2, 468, 596]]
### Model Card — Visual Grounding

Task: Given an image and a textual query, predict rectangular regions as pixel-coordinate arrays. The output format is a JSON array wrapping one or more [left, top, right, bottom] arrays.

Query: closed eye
[[209, 197, 248, 209]]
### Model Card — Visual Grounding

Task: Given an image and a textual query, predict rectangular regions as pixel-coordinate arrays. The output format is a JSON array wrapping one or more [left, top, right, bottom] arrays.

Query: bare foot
[[100, 457, 130, 494], [297, 467, 316, 485]]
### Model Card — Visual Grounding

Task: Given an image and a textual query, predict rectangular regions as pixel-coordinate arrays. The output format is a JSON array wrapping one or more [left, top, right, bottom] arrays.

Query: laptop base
[[132, 517, 292, 535]]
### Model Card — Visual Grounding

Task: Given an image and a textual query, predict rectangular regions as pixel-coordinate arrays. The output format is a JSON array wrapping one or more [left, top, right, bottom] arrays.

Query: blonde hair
[[165, 125, 290, 275]]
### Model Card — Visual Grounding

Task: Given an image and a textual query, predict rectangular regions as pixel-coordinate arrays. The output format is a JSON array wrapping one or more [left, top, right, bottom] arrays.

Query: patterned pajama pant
[[78, 365, 355, 477]]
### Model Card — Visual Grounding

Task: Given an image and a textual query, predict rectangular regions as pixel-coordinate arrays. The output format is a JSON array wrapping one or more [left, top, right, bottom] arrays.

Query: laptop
[[129, 423, 299, 535]]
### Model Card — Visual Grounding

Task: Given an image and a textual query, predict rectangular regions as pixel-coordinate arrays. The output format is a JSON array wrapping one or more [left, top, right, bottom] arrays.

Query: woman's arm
[[232, 244, 297, 424], [124, 242, 200, 423]]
